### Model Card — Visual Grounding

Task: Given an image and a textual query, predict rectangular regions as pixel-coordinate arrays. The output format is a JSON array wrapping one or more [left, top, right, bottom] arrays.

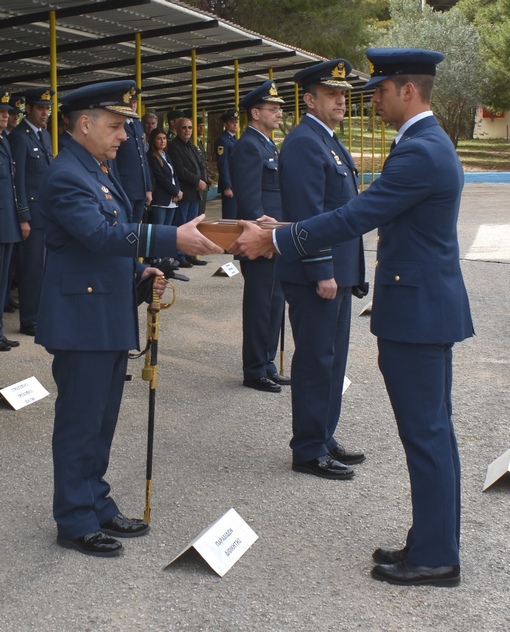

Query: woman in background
[[146, 128, 182, 225]]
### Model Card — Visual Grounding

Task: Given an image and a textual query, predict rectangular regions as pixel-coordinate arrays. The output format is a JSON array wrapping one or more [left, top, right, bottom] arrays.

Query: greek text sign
[[1, 376, 50, 411], [165, 508, 258, 577]]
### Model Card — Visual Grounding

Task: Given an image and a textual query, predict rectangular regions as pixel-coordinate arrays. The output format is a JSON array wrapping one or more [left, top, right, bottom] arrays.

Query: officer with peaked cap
[[230, 80, 289, 392], [215, 108, 239, 219], [35, 79, 221, 557], [112, 86, 152, 222], [166, 109, 183, 142], [8, 87, 54, 337], [5, 94, 24, 135], [230, 49, 473, 587], [0, 88, 22, 351], [277, 59, 366, 480]]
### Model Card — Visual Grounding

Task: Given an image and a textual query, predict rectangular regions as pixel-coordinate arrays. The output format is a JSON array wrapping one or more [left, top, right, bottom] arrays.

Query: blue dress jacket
[[277, 116, 473, 344], [35, 139, 177, 351]]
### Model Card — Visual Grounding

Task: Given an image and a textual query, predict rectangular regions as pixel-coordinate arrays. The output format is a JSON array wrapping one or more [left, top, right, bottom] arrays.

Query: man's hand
[[197, 179, 208, 192], [227, 220, 276, 259], [141, 267, 167, 298], [20, 221, 31, 240], [316, 278, 337, 300], [176, 214, 223, 255], [145, 191, 153, 205], [223, 188, 234, 198]]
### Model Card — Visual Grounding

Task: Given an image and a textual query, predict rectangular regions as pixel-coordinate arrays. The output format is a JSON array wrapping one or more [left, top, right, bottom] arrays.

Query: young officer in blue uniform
[[0, 89, 22, 351], [215, 109, 239, 219], [278, 59, 366, 480], [113, 87, 152, 222], [230, 81, 289, 392], [230, 49, 473, 587], [8, 87, 54, 337], [36, 80, 221, 557]]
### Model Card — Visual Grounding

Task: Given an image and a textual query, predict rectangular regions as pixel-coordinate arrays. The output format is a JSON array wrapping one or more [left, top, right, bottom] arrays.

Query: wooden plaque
[[197, 219, 288, 252]]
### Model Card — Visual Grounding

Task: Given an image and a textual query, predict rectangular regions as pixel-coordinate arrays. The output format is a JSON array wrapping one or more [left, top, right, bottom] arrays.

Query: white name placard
[[213, 261, 239, 278], [483, 448, 510, 491], [0, 376, 50, 411], [165, 508, 258, 577]]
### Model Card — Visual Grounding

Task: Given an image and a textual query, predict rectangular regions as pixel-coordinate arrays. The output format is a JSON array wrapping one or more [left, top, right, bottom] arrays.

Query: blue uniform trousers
[[51, 349, 128, 539], [17, 227, 45, 328], [282, 282, 351, 462], [378, 338, 460, 566], [0, 243, 14, 338], [221, 194, 237, 219], [240, 258, 284, 380]]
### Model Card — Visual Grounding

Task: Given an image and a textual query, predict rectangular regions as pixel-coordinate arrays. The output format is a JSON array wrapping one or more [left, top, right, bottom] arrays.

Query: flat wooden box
[[197, 219, 288, 251]]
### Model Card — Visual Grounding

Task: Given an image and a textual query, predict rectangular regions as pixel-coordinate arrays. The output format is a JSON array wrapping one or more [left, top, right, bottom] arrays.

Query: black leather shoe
[[329, 443, 366, 465], [292, 454, 354, 480], [186, 255, 208, 266], [1, 336, 20, 348], [3, 305, 15, 313], [371, 559, 460, 587], [177, 259, 193, 268], [100, 513, 150, 538], [243, 376, 281, 393], [267, 373, 291, 385], [372, 546, 409, 564], [20, 325, 36, 336], [57, 530, 123, 557], [0, 339, 11, 351]]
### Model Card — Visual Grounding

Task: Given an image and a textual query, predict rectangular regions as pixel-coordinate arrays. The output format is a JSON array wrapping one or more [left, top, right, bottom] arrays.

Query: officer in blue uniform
[[35, 80, 221, 557], [230, 49, 473, 587], [8, 87, 54, 337], [278, 59, 366, 480], [112, 87, 152, 222], [0, 89, 22, 351], [215, 109, 239, 219], [230, 81, 289, 392]]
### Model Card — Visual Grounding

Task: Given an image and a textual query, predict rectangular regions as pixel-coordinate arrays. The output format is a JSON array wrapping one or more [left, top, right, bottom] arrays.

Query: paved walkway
[[1, 184, 509, 631]]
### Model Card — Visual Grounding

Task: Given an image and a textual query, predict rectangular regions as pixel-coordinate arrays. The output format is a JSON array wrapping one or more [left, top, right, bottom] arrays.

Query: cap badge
[[41, 90, 52, 101], [269, 82, 279, 98], [0, 91, 10, 104], [122, 90, 131, 104], [332, 62, 346, 79]]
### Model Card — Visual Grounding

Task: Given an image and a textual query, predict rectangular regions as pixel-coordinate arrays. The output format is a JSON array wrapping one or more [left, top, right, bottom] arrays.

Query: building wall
[[473, 107, 510, 139]]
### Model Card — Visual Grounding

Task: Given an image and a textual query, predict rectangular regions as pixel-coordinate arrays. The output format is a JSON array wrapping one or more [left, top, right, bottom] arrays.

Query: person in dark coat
[[277, 59, 366, 480], [35, 80, 221, 558], [112, 88, 152, 223], [0, 88, 22, 351], [230, 81, 289, 393], [167, 117, 209, 267], [8, 87, 54, 337], [215, 108, 239, 219], [229, 48, 473, 588], [146, 127, 182, 226]]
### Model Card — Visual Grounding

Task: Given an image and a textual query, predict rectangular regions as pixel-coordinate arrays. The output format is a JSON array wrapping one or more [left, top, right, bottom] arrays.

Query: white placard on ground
[[165, 508, 258, 577], [483, 448, 510, 491], [213, 261, 239, 277], [342, 376, 351, 395], [0, 376, 50, 411]]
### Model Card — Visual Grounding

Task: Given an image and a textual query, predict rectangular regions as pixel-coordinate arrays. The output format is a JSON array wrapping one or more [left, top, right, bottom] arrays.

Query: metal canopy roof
[[0, 0, 370, 112]]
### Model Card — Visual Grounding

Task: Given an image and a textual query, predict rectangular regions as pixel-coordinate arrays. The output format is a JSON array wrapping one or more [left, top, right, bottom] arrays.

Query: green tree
[[457, 0, 510, 112], [187, 0, 389, 68], [372, 0, 484, 146]]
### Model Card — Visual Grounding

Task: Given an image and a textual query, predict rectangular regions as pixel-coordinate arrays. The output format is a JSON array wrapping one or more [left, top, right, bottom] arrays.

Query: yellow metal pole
[[191, 49, 197, 145], [381, 121, 386, 166], [234, 59, 240, 138], [360, 93, 364, 191], [268, 67, 275, 142], [135, 32, 142, 114], [371, 102, 376, 182], [347, 90, 352, 154], [294, 82, 299, 129], [49, 10, 58, 155]]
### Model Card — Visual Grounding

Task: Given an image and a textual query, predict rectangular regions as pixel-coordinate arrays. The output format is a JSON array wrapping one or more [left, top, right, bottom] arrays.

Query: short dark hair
[[68, 107, 101, 131], [391, 74, 435, 104]]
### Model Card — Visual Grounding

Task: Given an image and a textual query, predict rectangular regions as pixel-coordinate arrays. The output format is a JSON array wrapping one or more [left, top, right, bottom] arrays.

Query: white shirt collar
[[394, 111, 433, 145], [305, 113, 335, 137]]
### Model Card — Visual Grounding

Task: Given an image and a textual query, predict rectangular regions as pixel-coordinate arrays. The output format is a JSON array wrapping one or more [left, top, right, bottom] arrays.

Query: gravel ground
[[1, 185, 509, 632]]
